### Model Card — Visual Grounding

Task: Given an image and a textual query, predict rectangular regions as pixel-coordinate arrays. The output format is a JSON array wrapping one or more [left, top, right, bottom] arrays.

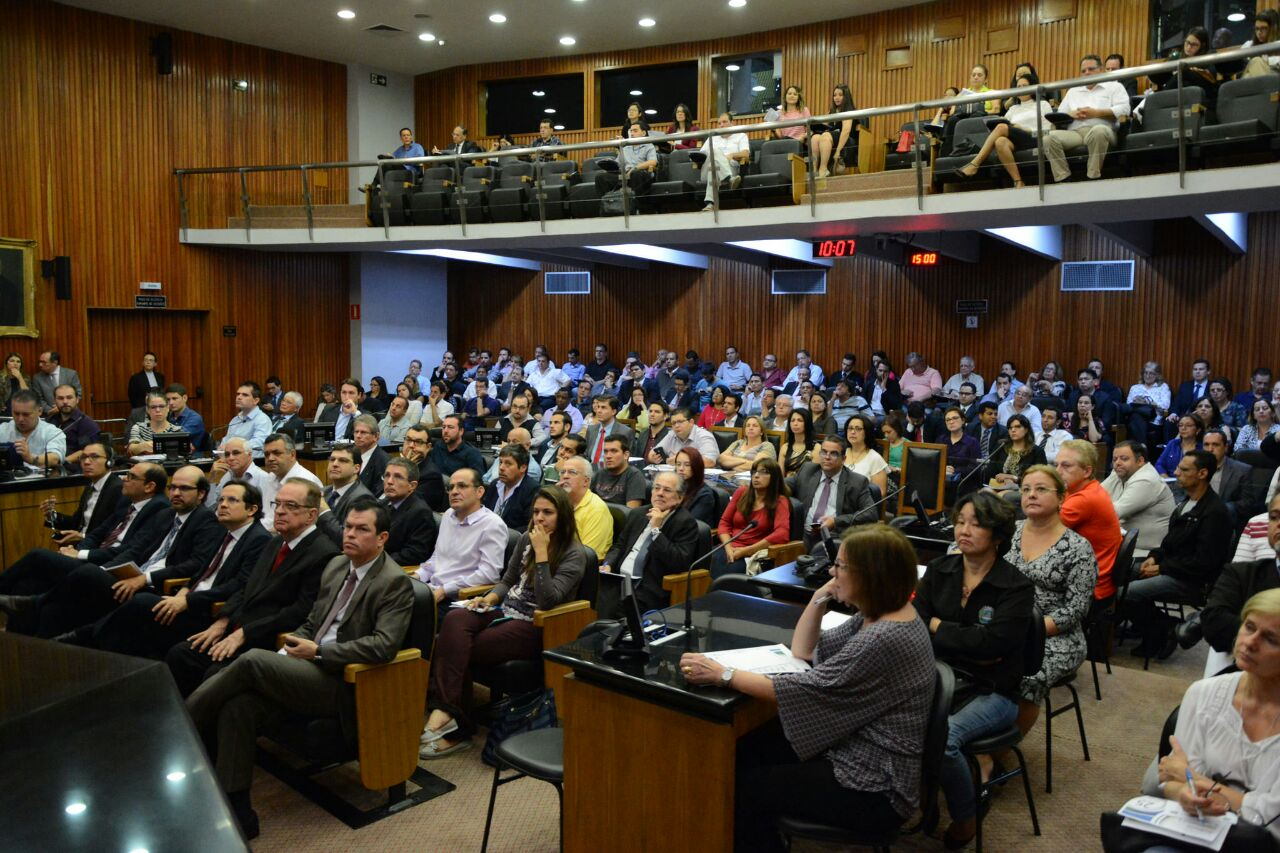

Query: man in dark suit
[[1200, 492, 1280, 655], [662, 369, 696, 413], [32, 350, 83, 414], [482, 445, 540, 530], [1166, 359, 1211, 424], [431, 125, 483, 157], [39, 441, 123, 551], [617, 362, 649, 405], [268, 390, 305, 443], [90, 479, 272, 657], [633, 401, 670, 461], [0, 462, 173, 627], [381, 457, 438, 567], [601, 471, 700, 615], [260, 376, 284, 415], [351, 414, 388, 498], [399, 424, 447, 512], [186, 497, 414, 839], [166, 479, 340, 696], [1124, 450, 1234, 659], [1204, 428, 1258, 528], [333, 378, 364, 442], [823, 353, 861, 394], [787, 437, 878, 550], [583, 395, 634, 468], [965, 401, 1008, 459], [318, 445, 373, 546], [127, 351, 165, 409], [1067, 367, 1121, 429]]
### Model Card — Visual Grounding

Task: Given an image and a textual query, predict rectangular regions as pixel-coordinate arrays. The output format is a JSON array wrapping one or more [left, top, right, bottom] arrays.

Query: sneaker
[[420, 738, 472, 760], [701, 203, 714, 212], [420, 719, 458, 744], [729, 175, 742, 190]]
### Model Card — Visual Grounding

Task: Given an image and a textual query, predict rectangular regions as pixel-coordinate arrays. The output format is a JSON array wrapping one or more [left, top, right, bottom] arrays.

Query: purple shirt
[[413, 505, 508, 596], [46, 409, 100, 459]]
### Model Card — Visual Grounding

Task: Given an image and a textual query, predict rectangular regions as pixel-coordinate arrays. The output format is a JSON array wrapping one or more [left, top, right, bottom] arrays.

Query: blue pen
[[1185, 768, 1204, 823]]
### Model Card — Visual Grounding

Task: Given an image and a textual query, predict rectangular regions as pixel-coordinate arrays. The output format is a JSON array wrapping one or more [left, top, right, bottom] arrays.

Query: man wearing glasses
[[258, 433, 322, 531], [415, 468, 508, 615], [41, 441, 124, 548], [399, 424, 446, 511], [558, 455, 613, 560]]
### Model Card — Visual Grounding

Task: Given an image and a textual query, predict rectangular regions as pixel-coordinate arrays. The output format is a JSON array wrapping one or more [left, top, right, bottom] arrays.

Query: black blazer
[[315, 403, 340, 424], [182, 522, 272, 614], [359, 446, 390, 498], [1201, 558, 1280, 654], [385, 493, 438, 567], [52, 473, 125, 536], [83, 497, 174, 567], [147, 505, 228, 591], [217, 528, 340, 648], [1150, 487, 1233, 587], [1170, 380, 1207, 418], [632, 425, 670, 458], [270, 413, 305, 443], [786, 462, 878, 532], [482, 475, 540, 531], [868, 378, 904, 413], [983, 443, 1047, 483], [603, 506, 700, 615], [413, 454, 448, 512], [663, 388, 697, 412], [318, 480, 374, 546], [127, 370, 166, 409], [965, 421, 1009, 455]]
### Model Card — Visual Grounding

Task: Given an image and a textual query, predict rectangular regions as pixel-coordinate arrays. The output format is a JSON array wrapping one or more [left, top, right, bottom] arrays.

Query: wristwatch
[[719, 667, 736, 687]]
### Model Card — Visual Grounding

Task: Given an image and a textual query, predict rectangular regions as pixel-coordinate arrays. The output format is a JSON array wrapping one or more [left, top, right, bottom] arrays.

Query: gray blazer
[[583, 420, 635, 460], [32, 366, 83, 411], [787, 462, 878, 533], [293, 551, 414, 674]]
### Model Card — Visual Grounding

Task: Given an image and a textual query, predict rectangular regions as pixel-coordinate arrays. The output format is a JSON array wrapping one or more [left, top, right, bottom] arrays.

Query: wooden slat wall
[[448, 214, 1280, 394], [0, 0, 351, 420], [415, 0, 1175, 154]]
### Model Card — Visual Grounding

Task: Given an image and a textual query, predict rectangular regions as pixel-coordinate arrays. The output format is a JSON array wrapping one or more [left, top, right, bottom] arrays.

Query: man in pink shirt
[[900, 352, 943, 404]]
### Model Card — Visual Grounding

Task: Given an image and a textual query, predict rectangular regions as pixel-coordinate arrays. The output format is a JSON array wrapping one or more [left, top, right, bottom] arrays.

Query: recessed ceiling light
[[559, 36, 576, 46], [751, 85, 766, 92], [1227, 11, 1246, 21], [337, 9, 355, 19], [643, 109, 656, 115], [545, 108, 557, 114], [532, 90, 545, 96], [438, 39, 445, 45], [725, 64, 740, 71], [65, 803, 87, 816], [629, 89, 643, 96], [166, 772, 187, 782], [553, 124, 565, 130], [728, 0, 747, 7], [418, 32, 435, 41], [489, 13, 507, 23], [638, 17, 655, 27]]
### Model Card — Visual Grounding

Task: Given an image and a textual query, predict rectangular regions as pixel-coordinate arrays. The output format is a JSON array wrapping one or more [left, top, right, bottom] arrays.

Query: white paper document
[[1117, 795, 1237, 850], [704, 644, 811, 675]]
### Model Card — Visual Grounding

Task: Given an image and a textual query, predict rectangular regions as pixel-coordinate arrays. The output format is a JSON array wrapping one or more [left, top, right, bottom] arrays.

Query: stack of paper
[[1118, 795, 1237, 851], [704, 644, 811, 674]]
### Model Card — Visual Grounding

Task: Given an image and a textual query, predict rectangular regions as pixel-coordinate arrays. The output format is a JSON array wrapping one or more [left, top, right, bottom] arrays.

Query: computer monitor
[[0, 442, 22, 473], [602, 574, 651, 661], [302, 421, 335, 449], [153, 431, 191, 462], [472, 427, 501, 450]]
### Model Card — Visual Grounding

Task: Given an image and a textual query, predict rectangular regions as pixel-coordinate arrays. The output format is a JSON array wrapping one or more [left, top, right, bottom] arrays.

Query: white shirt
[[1040, 428, 1073, 462], [317, 558, 376, 647], [1058, 80, 1131, 130], [1005, 99, 1053, 133], [192, 521, 253, 593], [942, 372, 985, 397], [527, 365, 570, 396], [418, 398, 455, 428], [996, 400, 1043, 434], [654, 425, 720, 466], [462, 380, 498, 402], [541, 404, 583, 433], [79, 475, 110, 536], [258, 461, 323, 529], [783, 363, 826, 387], [1126, 382, 1171, 412]]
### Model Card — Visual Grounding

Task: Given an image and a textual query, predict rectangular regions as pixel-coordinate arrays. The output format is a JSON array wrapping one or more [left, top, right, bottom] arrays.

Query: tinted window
[[715, 52, 782, 116], [598, 63, 698, 128], [485, 73, 584, 136]]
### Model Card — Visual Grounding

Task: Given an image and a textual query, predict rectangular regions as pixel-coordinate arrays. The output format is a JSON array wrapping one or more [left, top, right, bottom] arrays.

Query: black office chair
[[1085, 528, 1139, 699], [962, 609, 1045, 852], [1042, 665, 1090, 793], [708, 573, 770, 598], [776, 662, 956, 852]]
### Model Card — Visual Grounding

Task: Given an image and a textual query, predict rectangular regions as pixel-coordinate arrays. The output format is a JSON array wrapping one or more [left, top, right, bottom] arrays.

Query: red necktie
[[593, 429, 606, 464], [271, 542, 291, 574]]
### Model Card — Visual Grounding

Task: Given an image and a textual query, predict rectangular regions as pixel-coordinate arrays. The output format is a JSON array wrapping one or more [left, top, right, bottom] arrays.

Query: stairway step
[[813, 171, 921, 192]]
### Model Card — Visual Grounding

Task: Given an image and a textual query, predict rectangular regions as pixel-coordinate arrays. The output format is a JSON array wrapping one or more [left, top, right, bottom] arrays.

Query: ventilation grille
[[1060, 260, 1134, 292], [365, 23, 406, 34], [545, 271, 591, 295], [771, 269, 827, 295]]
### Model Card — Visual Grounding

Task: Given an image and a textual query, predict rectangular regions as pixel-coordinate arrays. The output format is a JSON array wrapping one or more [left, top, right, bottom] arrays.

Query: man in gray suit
[[32, 350, 82, 413], [787, 436, 878, 550], [186, 497, 414, 839], [1204, 428, 1258, 528], [582, 395, 634, 468]]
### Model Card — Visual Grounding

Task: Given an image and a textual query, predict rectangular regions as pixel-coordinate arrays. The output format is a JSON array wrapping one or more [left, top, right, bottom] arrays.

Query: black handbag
[[481, 688, 558, 767]]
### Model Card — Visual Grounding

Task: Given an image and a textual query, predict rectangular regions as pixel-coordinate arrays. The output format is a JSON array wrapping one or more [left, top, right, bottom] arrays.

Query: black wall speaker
[[151, 33, 173, 75], [53, 256, 71, 300]]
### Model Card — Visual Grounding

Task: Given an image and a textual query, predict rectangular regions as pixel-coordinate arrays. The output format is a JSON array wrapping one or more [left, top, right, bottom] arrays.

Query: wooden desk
[[0, 474, 86, 567], [547, 592, 799, 853]]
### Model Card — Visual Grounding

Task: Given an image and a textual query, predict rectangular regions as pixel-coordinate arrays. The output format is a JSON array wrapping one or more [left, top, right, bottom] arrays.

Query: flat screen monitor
[[153, 431, 191, 462], [472, 427, 502, 450], [302, 422, 336, 449]]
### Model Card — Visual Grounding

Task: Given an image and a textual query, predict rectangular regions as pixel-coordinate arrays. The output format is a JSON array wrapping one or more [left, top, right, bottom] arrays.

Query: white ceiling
[[57, 0, 926, 76]]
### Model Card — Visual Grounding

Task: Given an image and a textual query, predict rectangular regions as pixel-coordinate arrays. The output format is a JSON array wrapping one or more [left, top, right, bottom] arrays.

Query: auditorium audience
[[591, 435, 646, 508], [223, 382, 272, 452], [43, 384, 97, 468], [1038, 407, 1072, 462], [806, 391, 836, 436], [1158, 413, 1204, 475], [866, 359, 903, 423], [779, 408, 819, 476], [719, 415, 775, 471], [1125, 361, 1172, 448], [557, 455, 613, 560], [958, 72, 1050, 188], [0, 352, 31, 415], [1210, 377, 1249, 432], [378, 395, 415, 444], [33, 351, 82, 414], [882, 411, 908, 475], [713, 456, 791, 577], [987, 413, 1046, 490], [482, 444, 540, 530], [789, 436, 876, 548], [128, 391, 182, 455], [1204, 427, 1258, 528], [809, 83, 860, 178], [0, 389, 65, 468], [698, 112, 750, 211], [942, 406, 982, 483], [595, 122, 658, 197], [943, 355, 985, 399], [379, 458, 437, 569], [127, 352, 165, 409], [312, 383, 338, 423], [698, 385, 729, 428], [1065, 392, 1105, 443], [1101, 439, 1175, 557], [416, 468, 508, 610], [841, 414, 890, 498], [1200, 495, 1280, 655], [206, 437, 266, 508], [429, 414, 486, 477], [654, 408, 719, 466]]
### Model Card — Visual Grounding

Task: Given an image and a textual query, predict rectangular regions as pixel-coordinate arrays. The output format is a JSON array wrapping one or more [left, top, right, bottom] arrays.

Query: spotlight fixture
[[728, 0, 746, 7], [553, 124, 565, 130], [337, 9, 355, 19], [418, 32, 435, 41], [489, 13, 507, 23], [559, 36, 576, 46], [1227, 12, 1246, 21], [629, 89, 643, 96], [545, 108, 557, 114], [725, 64, 740, 71], [643, 109, 656, 115], [638, 18, 655, 27], [751, 85, 765, 92], [532, 90, 546, 96]]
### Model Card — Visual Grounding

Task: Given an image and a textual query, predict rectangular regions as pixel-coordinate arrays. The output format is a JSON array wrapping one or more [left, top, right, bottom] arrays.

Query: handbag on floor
[[481, 688, 558, 767]]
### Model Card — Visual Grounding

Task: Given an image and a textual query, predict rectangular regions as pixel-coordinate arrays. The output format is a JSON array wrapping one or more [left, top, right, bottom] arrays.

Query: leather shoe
[[943, 818, 977, 850], [1155, 626, 1179, 661], [0, 595, 37, 618]]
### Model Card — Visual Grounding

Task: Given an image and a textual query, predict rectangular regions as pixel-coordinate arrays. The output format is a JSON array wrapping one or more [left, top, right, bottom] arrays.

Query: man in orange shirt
[[1054, 440, 1122, 601]]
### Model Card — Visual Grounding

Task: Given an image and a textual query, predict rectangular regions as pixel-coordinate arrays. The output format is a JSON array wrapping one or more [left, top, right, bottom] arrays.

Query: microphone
[[950, 437, 1010, 499], [682, 519, 759, 632]]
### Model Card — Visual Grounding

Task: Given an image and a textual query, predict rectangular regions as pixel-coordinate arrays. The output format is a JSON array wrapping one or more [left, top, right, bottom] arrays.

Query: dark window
[[598, 62, 698, 128], [1150, 0, 1256, 57], [484, 73, 584, 136], [715, 52, 782, 117]]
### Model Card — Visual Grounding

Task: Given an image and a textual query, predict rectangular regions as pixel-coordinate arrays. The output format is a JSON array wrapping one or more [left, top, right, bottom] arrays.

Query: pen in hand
[[1186, 768, 1204, 823]]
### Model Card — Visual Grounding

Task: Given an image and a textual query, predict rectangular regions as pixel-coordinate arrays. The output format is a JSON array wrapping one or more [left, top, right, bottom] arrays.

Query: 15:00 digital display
[[910, 252, 939, 266], [814, 239, 857, 258]]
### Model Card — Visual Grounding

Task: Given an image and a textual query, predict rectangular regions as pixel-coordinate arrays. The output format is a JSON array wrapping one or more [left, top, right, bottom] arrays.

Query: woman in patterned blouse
[[128, 391, 182, 455], [1235, 398, 1280, 454], [1007, 465, 1098, 734], [680, 524, 935, 852]]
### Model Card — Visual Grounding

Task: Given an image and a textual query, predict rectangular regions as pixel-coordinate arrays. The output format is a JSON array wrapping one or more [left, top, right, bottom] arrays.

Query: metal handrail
[[172, 40, 1280, 234]]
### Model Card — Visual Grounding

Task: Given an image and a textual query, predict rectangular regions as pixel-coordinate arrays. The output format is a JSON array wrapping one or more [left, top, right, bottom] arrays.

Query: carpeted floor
[[248, 639, 1209, 853]]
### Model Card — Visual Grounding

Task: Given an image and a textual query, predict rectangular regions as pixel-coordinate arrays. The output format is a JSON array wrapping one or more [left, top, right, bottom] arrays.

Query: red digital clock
[[814, 238, 857, 258], [909, 252, 939, 266]]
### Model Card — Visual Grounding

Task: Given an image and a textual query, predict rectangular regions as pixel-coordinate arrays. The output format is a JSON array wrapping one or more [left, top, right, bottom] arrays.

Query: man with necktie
[[601, 472, 700, 615], [186, 497, 414, 839]]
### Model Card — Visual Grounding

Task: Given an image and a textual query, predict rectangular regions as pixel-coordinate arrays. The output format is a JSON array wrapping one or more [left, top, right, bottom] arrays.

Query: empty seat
[[1124, 86, 1206, 164], [528, 160, 578, 220], [368, 168, 413, 227], [933, 117, 996, 183], [407, 165, 455, 226], [741, 138, 803, 206], [647, 149, 705, 212], [449, 165, 494, 223], [568, 156, 613, 218], [1199, 75, 1280, 152], [488, 161, 535, 222]]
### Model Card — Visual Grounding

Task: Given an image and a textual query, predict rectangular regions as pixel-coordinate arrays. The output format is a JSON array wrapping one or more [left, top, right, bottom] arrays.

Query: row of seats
[[367, 137, 806, 226]]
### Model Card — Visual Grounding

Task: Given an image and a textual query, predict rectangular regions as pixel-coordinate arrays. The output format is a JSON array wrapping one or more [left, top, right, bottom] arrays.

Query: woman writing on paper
[[680, 524, 936, 853]]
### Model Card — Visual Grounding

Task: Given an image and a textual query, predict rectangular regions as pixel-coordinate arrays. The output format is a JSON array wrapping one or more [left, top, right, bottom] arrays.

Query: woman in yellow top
[[966, 63, 1001, 114]]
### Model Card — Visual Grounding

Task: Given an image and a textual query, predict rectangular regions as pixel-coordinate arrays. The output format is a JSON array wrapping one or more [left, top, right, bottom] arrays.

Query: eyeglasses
[[271, 500, 314, 513], [81, 453, 107, 462], [122, 472, 144, 481]]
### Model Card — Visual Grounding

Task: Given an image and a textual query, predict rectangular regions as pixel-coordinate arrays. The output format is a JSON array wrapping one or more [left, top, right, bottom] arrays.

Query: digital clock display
[[814, 239, 857, 258], [910, 252, 939, 266]]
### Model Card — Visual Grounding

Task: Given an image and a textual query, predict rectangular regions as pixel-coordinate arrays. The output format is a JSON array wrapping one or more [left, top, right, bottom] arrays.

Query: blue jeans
[[939, 691, 1019, 821]]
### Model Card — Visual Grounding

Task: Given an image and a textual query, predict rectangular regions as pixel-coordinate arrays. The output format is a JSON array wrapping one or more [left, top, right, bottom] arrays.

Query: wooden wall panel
[[449, 214, 1280, 397], [0, 0, 351, 421]]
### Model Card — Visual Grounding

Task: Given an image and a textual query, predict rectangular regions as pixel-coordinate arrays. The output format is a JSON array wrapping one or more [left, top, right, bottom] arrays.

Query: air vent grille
[[1060, 260, 1134, 292], [365, 23, 406, 33], [771, 269, 827, 295], [545, 271, 591, 295]]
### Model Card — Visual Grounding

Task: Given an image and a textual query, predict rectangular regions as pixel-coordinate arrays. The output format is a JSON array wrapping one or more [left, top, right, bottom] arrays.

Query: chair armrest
[[768, 541, 807, 565], [343, 648, 422, 683], [344, 648, 429, 790], [458, 583, 496, 599], [211, 601, 225, 616], [163, 578, 191, 595], [534, 601, 596, 700], [662, 569, 710, 605], [520, 175, 534, 183], [785, 154, 807, 205]]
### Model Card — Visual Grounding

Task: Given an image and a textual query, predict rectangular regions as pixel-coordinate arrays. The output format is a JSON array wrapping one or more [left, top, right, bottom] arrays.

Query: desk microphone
[[950, 437, 1010, 498], [682, 519, 758, 632]]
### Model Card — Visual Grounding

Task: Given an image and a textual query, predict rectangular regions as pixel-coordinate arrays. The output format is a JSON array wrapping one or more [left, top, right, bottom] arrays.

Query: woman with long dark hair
[[674, 447, 719, 527], [956, 72, 1051, 187], [809, 83, 860, 178], [779, 408, 818, 475], [713, 456, 791, 576], [666, 103, 700, 150]]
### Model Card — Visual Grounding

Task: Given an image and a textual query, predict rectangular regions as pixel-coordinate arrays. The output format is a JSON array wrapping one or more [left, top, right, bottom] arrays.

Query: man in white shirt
[[1100, 439, 1176, 557], [715, 345, 752, 392], [996, 385, 1043, 434], [699, 112, 750, 211], [206, 437, 268, 508], [942, 355, 985, 398], [0, 390, 66, 468], [1044, 53, 1131, 181], [770, 395, 794, 432], [541, 388, 584, 433], [1038, 407, 1073, 462], [415, 468, 508, 604], [526, 353, 571, 409], [654, 408, 719, 466], [782, 350, 825, 389], [258, 433, 323, 530]]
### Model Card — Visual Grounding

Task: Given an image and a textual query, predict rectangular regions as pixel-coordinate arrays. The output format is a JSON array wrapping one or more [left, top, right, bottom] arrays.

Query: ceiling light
[[638, 18, 655, 27], [728, 0, 747, 7], [643, 109, 656, 115], [418, 32, 435, 41], [629, 89, 643, 96], [532, 90, 545, 96], [1227, 12, 1246, 21], [751, 85, 766, 92], [489, 13, 507, 23], [553, 124, 565, 130], [438, 40, 445, 45], [545, 108, 557, 114], [559, 36, 576, 46], [166, 772, 186, 782], [65, 803, 87, 816], [337, 9, 355, 19], [725, 64, 740, 71]]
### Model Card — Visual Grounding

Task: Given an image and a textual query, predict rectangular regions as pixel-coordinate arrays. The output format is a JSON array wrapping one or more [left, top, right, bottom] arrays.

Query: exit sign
[[369, 73, 387, 87]]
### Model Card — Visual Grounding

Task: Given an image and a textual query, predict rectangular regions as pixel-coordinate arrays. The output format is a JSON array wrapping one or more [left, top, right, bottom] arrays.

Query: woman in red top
[[713, 457, 791, 577], [666, 103, 701, 150], [1053, 439, 1122, 600], [698, 386, 728, 429]]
